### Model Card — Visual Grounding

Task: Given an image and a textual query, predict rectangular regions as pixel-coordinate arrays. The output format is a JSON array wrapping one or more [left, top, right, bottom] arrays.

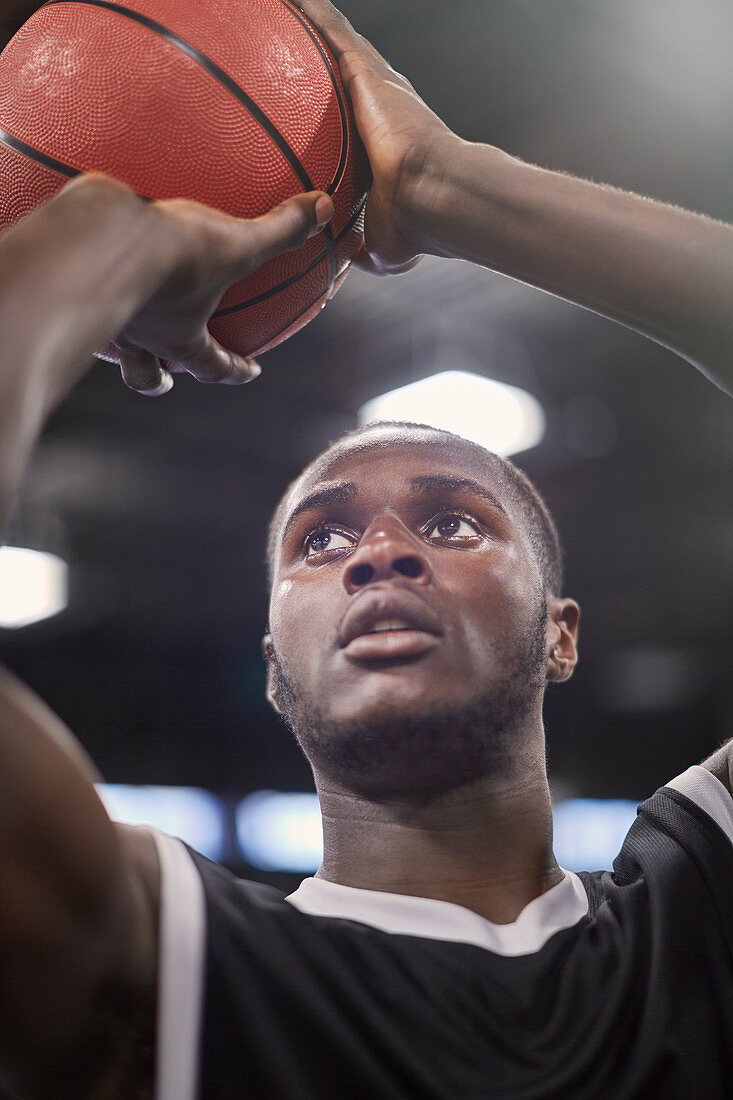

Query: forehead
[[283, 428, 512, 517]]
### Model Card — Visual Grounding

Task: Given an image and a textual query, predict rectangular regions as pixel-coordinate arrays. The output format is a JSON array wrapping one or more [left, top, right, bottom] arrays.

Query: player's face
[[265, 427, 556, 794]]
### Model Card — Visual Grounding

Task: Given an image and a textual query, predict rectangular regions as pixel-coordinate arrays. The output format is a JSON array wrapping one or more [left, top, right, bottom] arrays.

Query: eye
[[423, 512, 482, 542], [305, 526, 356, 557]]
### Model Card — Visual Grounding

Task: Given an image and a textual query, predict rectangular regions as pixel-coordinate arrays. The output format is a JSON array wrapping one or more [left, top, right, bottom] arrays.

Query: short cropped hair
[[267, 422, 564, 595]]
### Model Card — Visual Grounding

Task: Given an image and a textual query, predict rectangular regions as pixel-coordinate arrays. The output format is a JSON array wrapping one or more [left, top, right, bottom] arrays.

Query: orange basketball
[[0, 0, 369, 357]]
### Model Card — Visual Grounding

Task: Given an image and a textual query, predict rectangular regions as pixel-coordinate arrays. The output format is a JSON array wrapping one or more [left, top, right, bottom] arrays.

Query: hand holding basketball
[[297, 0, 459, 276], [105, 179, 335, 395]]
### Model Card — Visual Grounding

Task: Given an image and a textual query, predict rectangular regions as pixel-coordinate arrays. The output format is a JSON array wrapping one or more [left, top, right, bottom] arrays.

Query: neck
[[314, 763, 560, 925]]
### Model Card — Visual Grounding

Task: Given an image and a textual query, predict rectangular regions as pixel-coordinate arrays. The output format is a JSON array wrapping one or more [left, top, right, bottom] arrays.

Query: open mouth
[[362, 618, 413, 634], [337, 587, 444, 662], [343, 620, 441, 662]]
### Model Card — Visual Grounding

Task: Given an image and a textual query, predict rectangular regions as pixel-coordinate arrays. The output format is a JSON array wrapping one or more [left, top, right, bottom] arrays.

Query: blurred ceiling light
[[0, 546, 68, 628], [236, 790, 323, 872], [552, 798, 639, 872], [358, 371, 545, 457], [97, 784, 226, 861]]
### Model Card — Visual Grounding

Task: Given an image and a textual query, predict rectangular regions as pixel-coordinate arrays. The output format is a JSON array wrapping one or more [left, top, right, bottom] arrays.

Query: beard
[[269, 598, 549, 800]]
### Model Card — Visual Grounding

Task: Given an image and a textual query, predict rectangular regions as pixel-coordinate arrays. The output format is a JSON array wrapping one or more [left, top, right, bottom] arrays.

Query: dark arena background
[[1, 0, 732, 890]]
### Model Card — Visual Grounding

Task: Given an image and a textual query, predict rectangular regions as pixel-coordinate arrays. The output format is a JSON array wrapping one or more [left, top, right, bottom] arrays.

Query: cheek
[[268, 579, 297, 654], [268, 578, 292, 629], [269, 577, 334, 665], [450, 549, 541, 641]]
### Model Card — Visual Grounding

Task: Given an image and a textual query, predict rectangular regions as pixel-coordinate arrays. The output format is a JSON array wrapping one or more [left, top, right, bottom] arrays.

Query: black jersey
[[150, 766, 733, 1099]]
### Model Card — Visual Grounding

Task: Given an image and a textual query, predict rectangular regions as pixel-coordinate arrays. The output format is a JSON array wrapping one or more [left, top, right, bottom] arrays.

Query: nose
[[342, 515, 432, 594]]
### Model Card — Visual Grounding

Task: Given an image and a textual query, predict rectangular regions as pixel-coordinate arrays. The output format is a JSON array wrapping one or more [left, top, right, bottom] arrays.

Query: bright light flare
[[358, 371, 545, 457], [0, 546, 68, 628]]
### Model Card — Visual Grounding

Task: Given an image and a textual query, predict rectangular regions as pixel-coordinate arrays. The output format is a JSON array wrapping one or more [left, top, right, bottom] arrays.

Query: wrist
[[20, 181, 173, 372], [48, 177, 175, 328], [0, 178, 171, 430], [389, 129, 462, 256], [4, 180, 162, 321], [405, 137, 523, 262]]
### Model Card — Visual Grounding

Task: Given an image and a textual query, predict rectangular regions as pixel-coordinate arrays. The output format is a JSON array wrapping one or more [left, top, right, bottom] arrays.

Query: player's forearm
[[412, 140, 733, 393], [0, 178, 173, 527]]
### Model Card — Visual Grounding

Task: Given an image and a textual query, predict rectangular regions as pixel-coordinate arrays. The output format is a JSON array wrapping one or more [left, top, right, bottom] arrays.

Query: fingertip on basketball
[[134, 370, 175, 397], [315, 194, 335, 228], [242, 358, 262, 382]]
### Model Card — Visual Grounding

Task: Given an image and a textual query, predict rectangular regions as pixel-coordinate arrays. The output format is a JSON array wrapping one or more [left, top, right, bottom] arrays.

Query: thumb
[[245, 191, 334, 269]]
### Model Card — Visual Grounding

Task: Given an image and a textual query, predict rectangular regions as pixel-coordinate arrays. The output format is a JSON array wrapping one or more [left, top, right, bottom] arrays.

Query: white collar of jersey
[[286, 870, 589, 957]]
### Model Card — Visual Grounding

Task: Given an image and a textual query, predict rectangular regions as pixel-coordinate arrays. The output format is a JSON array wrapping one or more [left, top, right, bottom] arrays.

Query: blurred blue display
[[97, 783, 226, 861]]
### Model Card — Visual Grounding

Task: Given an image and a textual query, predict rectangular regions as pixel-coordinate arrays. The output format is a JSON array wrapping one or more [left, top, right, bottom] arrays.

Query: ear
[[261, 633, 282, 714], [546, 598, 580, 683]]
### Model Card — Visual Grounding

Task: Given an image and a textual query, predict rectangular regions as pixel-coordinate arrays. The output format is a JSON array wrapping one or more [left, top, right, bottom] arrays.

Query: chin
[[331, 679, 440, 727], [290, 687, 523, 801]]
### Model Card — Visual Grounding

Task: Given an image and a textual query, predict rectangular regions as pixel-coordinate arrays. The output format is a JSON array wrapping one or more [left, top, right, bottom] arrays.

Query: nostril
[[394, 557, 424, 579], [349, 562, 375, 587]]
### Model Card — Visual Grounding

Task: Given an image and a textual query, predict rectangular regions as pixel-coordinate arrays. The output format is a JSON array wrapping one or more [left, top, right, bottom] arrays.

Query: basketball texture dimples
[[0, 0, 370, 357]]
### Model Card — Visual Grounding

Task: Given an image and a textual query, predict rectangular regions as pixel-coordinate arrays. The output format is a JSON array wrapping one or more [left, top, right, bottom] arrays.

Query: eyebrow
[[280, 472, 508, 544], [281, 481, 359, 541], [407, 474, 508, 515]]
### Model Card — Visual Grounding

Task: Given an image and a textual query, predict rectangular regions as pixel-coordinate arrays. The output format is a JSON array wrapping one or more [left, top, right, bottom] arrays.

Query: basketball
[[0, 0, 369, 358]]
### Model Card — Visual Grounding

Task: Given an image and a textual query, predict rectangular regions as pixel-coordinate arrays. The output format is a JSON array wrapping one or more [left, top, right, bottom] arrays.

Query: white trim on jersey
[[666, 765, 733, 845], [286, 870, 589, 956], [151, 828, 206, 1100]]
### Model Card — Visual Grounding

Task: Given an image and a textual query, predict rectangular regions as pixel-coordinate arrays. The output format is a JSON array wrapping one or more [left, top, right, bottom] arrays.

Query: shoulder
[[58, 823, 160, 1098], [611, 765, 733, 899], [114, 823, 160, 989], [2, 823, 160, 1098], [699, 740, 733, 796], [84, 824, 160, 1096]]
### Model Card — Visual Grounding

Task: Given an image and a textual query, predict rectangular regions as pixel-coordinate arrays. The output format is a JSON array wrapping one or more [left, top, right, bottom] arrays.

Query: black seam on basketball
[[0, 128, 80, 178], [44, 0, 339, 294], [248, 283, 332, 356], [275, 0, 349, 292], [213, 193, 366, 317], [277, 0, 349, 198]]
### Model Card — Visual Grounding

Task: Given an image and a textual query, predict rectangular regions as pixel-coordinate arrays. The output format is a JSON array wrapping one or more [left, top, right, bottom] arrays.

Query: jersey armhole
[[149, 829, 206, 1100]]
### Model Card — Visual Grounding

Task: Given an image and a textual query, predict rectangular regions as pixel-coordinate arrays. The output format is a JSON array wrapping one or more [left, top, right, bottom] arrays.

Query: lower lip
[[342, 630, 440, 661]]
